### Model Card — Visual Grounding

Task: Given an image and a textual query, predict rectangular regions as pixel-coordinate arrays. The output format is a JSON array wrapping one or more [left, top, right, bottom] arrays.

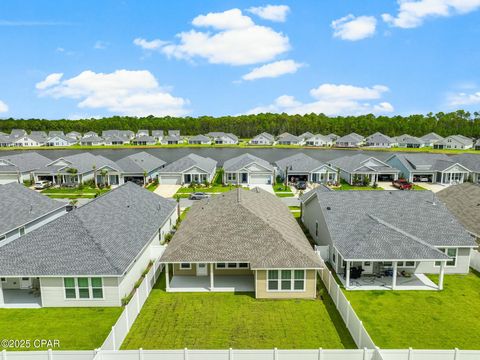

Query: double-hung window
[[63, 277, 104, 300], [268, 270, 305, 291], [435, 248, 457, 267]]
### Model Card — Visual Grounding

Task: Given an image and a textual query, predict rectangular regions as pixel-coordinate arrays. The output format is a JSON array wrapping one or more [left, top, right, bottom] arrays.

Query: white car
[[34, 180, 51, 190]]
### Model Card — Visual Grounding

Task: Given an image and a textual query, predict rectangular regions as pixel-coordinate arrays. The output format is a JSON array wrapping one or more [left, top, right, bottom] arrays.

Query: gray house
[[329, 154, 400, 185], [275, 153, 337, 184], [158, 154, 217, 185], [46, 135, 77, 147], [80, 135, 105, 146], [250, 132, 274, 145], [131, 135, 157, 146], [365, 132, 396, 148], [0, 152, 51, 184], [420, 132, 444, 147], [116, 152, 166, 185], [276, 133, 303, 146], [161, 135, 182, 145], [0, 135, 13, 147], [0, 183, 177, 308], [223, 154, 274, 185], [433, 135, 474, 150], [335, 133, 364, 148], [207, 132, 238, 145], [188, 135, 211, 145], [475, 139, 480, 150], [305, 134, 333, 147], [301, 190, 476, 291], [450, 154, 480, 183]]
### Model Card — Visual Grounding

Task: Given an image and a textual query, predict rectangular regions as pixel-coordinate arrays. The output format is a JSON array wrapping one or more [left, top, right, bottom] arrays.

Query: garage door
[[159, 175, 182, 185], [250, 174, 271, 184], [0, 174, 18, 184]]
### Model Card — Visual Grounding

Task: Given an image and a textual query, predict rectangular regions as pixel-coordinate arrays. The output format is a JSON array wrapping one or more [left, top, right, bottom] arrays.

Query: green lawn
[[146, 182, 158, 192], [345, 270, 480, 349], [333, 180, 383, 191], [121, 273, 355, 350], [412, 184, 427, 190], [0, 307, 122, 350], [41, 187, 110, 199]]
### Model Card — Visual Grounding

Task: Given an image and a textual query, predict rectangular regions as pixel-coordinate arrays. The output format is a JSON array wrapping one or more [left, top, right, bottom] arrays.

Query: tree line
[[0, 110, 479, 138]]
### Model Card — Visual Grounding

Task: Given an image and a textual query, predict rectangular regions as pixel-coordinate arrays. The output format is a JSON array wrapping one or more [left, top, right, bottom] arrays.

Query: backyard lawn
[[0, 307, 122, 350], [121, 273, 355, 350], [345, 270, 480, 349]]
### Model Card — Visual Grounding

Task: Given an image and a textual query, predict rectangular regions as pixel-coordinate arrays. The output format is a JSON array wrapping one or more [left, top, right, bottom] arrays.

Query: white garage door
[[159, 175, 182, 185], [0, 174, 18, 184], [250, 174, 271, 184]]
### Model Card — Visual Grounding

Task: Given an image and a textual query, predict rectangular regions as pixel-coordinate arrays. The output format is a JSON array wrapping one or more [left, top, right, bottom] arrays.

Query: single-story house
[[223, 153, 274, 185], [80, 135, 105, 146], [160, 188, 322, 298], [299, 132, 314, 141], [66, 131, 82, 140], [0, 152, 51, 184], [0, 135, 13, 147], [168, 130, 180, 137], [161, 135, 182, 145], [475, 139, 480, 150], [11, 134, 46, 147], [158, 154, 217, 185], [393, 134, 426, 148], [82, 131, 99, 138], [335, 133, 364, 148], [46, 135, 77, 147], [276, 133, 304, 146], [386, 153, 471, 184], [136, 130, 149, 137], [116, 152, 166, 185], [207, 132, 239, 145], [275, 153, 337, 184], [250, 132, 274, 145], [152, 130, 164, 141], [450, 154, 480, 183], [102, 130, 135, 140], [0, 183, 67, 245], [420, 132, 444, 147], [327, 134, 339, 143], [104, 135, 130, 146], [365, 132, 397, 148], [131, 135, 157, 146], [305, 134, 333, 147], [9, 129, 27, 138], [188, 135, 211, 145], [329, 154, 400, 185], [437, 183, 480, 242], [0, 183, 177, 308], [433, 135, 474, 150], [301, 190, 476, 291]]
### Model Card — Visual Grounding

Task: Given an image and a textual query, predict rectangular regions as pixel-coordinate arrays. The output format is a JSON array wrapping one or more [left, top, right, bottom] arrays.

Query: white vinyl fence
[[470, 250, 480, 272]]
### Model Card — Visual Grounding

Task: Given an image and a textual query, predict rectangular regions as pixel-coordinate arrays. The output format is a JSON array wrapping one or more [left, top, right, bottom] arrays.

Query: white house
[[80, 135, 105, 146], [305, 134, 333, 147], [158, 154, 217, 185], [365, 132, 396, 148], [0, 152, 51, 184], [223, 153, 274, 185], [275, 153, 337, 184], [433, 135, 474, 150], [12, 135, 46, 147], [46, 135, 77, 147], [207, 132, 239, 145], [250, 132, 274, 145]]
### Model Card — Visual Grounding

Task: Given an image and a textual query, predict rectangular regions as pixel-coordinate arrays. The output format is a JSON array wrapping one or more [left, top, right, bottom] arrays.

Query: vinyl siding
[[173, 263, 253, 276], [255, 269, 317, 299]]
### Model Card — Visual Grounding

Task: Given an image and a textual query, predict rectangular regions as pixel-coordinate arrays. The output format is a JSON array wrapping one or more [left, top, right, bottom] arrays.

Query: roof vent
[[326, 206, 331, 210]]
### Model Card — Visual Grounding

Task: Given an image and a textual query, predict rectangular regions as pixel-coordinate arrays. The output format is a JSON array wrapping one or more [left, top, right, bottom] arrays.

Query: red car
[[392, 179, 413, 190]]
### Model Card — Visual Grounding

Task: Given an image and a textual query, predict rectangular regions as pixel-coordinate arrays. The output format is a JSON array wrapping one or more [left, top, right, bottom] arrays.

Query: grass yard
[[121, 273, 355, 350], [146, 182, 158, 192], [273, 183, 295, 197], [345, 270, 480, 349], [0, 307, 122, 350], [333, 180, 383, 191], [412, 184, 427, 190], [41, 186, 110, 199]]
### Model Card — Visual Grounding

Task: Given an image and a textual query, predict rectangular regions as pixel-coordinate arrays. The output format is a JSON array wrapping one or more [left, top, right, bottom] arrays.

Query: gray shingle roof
[[451, 153, 480, 173], [387, 153, 450, 172], [336, 133, 364, 144], [161, 188, 322, 269], [420, 132, 444, 142], [366, 132, 394, 144], [116, 152, 166, 174], [223, 153, 273, 172], [132, 135, 156, 143], [437, 183, 480, 238], [252, 132, 274, 142], [437, 135, 473, 147], [277, 133, 301, 142], [330, 154, 399, 174], [275, 153, 331, 173], [37, 153, 120, 174], [48, 131, 64, 137], [188, 134, 211, 142], [0, 152, 51, 173], [159, 154, 217, 174], [80, 135, 104, 143], [308, 190, 475, 260], [0, 183, 66, 236], [0, 183, 177, 276]]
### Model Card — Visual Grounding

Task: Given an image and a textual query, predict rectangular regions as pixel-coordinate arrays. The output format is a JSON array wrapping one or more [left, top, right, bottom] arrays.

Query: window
[[267, 270, 305, 291], [19, 227, 25, 236], [0, 234, 5, 242], [78, 278, 90, 299], [239, 263, 249, 268], [64, 277, 104, 300], [383, 262, 393, 267], [227, 263, 237, 268], [435, 248, 457, 267], [180, 263, 191, 270], [91, 278, 103, 299], [315, 222, 318, 237], [332, 253, 336, 264], [64, 278, 76, 299], [397, 261, 416, 268], [1, 278, 6, 282], [216, 262, 249, 269], [216, 263, 226, 269]]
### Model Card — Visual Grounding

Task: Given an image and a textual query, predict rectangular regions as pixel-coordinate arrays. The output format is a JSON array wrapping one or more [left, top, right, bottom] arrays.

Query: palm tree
[[93, 165, 97, 188]]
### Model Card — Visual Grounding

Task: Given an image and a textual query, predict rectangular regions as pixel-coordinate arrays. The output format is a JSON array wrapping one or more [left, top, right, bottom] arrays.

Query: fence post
[[336, 283, 340, 306], [1, 349, 5, 360], [318, 347, 323, 360], [408, 347, 412, 360], [229, 347, 233, 360], [184, 347, 188, 360], [346, 301, 350, 327], [111, 326, 116, 350], [273, 347, 278, 360], [145, 278, 149, 298], [358, 321, 363, 348], [363, 347, 367, 360], [96, 349, 102, 360], [454, 348, 459, 360], [125, 307, 130, 329], [136, 290, 141, 314], [328, 271, 331, 293], [48, 348, 52, 360], [138, 348, 144, 360]]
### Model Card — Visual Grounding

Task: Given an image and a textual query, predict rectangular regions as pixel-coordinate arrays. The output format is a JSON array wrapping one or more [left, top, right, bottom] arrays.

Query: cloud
[[447, 91, 480, 107], [242, 60, 303, 81], [382, 0, 480, 28], [94, 41, 107, 50], [331, 14, 377, 41], [36, 69, 189, 116], [159, 8, 290, 65], [247, 5, 290, 22], [0, 100, 8, 113], [133, 38, 167, 50], [246, 83, 394, 116]]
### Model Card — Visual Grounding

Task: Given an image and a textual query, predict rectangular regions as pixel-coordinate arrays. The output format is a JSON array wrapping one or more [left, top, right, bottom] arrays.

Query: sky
[[0, 0, 480, 120]]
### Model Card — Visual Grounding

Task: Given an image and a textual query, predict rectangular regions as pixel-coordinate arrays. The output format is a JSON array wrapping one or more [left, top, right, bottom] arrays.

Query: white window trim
[[215, 262, 249, 270], [434, 248, 458, 268], [396, 261, 416, 268], [18, 227, 25, 236], [179, 263, 192, 270], [63, 277, 105, 301], [266, 269, 306, 292]]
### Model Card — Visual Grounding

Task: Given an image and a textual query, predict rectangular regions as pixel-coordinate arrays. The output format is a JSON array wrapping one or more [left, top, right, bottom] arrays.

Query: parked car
[[295, 181, 307, 190], [392, 179, 413, 190], [414, 176, 430, 182], [189, 192, 210, 200], [34, 180, 51, 190]]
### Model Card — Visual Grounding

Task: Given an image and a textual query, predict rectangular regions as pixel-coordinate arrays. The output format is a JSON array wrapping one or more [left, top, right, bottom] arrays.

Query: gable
[[48, 158, 71, 167], [362, 158, 386, 168], [244, 162, 272, 173]]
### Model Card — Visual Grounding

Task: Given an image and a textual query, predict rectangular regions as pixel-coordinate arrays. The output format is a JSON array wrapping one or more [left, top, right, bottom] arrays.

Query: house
[[207, 132, 238, 145], [11, 134, 46, 147], [131, 136, 157, 146], [301, 190, 476, 291], [0, 183, 177, 308], [365, 132, 396, 148], [475, 139, 480, 150], [46, 135, 77, 147], [299, 132, 314, 141], [152, 130, 164, 141], [80, 135, 105, 146], [82, 131, 98, 138], [48, 131, 64, 137], [33, 153, 123, 186], [386, 153, 471, 184], [420, 132, 444, 147], [66, 131, 82, 140], [136, 130, 149, 137], [0, 152, 51, 184], [188, 135, 211, 145], [9, 129, 27, 138], [329, 154, 400, 185], [437, 183, 480, 242], [168, 130, 180, 137], [450, 154, 480, 183], [116, 152, 166, 185], [250, 132, 274, 145], [276, 133, 304, 145], [160, 188, 322, 298], [305, 134, 333, 147], [30, 131, 48, 138], [433, 135, 474, 150], [102, 130, 135, 140], [223, 153, 274, 185], [275, 153, 337, 184], [104, 135, 130, 146], [158, 154, 217, 185], [0, 183, 67, 245], [161, 135, 182, 145], [335, 133, 364, 148], [0, 135, 13, 147], [393, 134, 426, 148], [327, 133, 339, 143]]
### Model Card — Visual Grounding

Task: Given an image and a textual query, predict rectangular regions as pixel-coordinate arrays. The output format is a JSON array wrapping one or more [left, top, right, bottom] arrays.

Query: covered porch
[[0, 278, 42, 308]]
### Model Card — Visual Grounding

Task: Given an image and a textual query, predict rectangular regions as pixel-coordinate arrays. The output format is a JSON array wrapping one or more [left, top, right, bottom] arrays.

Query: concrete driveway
[[377, 181, 398, 191], [154, 184, 181, 198], [414, 182, 450, 193], [248, 184, 274, 194]]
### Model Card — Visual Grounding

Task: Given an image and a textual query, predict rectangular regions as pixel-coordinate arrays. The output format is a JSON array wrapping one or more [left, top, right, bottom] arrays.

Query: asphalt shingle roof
[[161, 188, 322, 269], [330, 154, 399, 174], [37, 153, 120, 174], [0, 152, 51, 173], [450, 153, 480, 173], [0, 183, 177, 276], [116, 152, 166, 174], [275, 153, 330, 173], [159, 154, 217, 174], [223, 153, 273, 172]]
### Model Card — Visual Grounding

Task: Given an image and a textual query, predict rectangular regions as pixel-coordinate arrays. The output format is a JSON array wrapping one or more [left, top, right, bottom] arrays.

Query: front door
[[363, 262, 373, 274], [241, 173, 248, 183], [196, 263, 208, 276], [20, 277, 32, 289]]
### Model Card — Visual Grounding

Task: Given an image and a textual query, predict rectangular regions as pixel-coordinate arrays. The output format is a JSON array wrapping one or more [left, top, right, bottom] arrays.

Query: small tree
[[362, 175, 371, 187]]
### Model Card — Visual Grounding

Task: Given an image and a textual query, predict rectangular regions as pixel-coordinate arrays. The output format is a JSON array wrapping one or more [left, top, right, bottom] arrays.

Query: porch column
[[335, 249, 339, 273], [210, 263, 214, 290], [165, 264, 170, 291], [345, 261, 351, 289], [439, 261, 445, 290], [392, 262, 398, 290], [0, 282, 4, 306]]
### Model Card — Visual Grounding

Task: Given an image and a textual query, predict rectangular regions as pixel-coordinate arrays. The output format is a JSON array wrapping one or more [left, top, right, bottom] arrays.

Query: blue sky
[[0, 0, 479, 119]]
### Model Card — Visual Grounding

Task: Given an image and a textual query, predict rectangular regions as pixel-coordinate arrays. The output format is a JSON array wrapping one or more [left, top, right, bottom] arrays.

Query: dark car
[[392, 179, 413, 190], [189, 192, 210, 200], [295, 181, 307, 190]]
